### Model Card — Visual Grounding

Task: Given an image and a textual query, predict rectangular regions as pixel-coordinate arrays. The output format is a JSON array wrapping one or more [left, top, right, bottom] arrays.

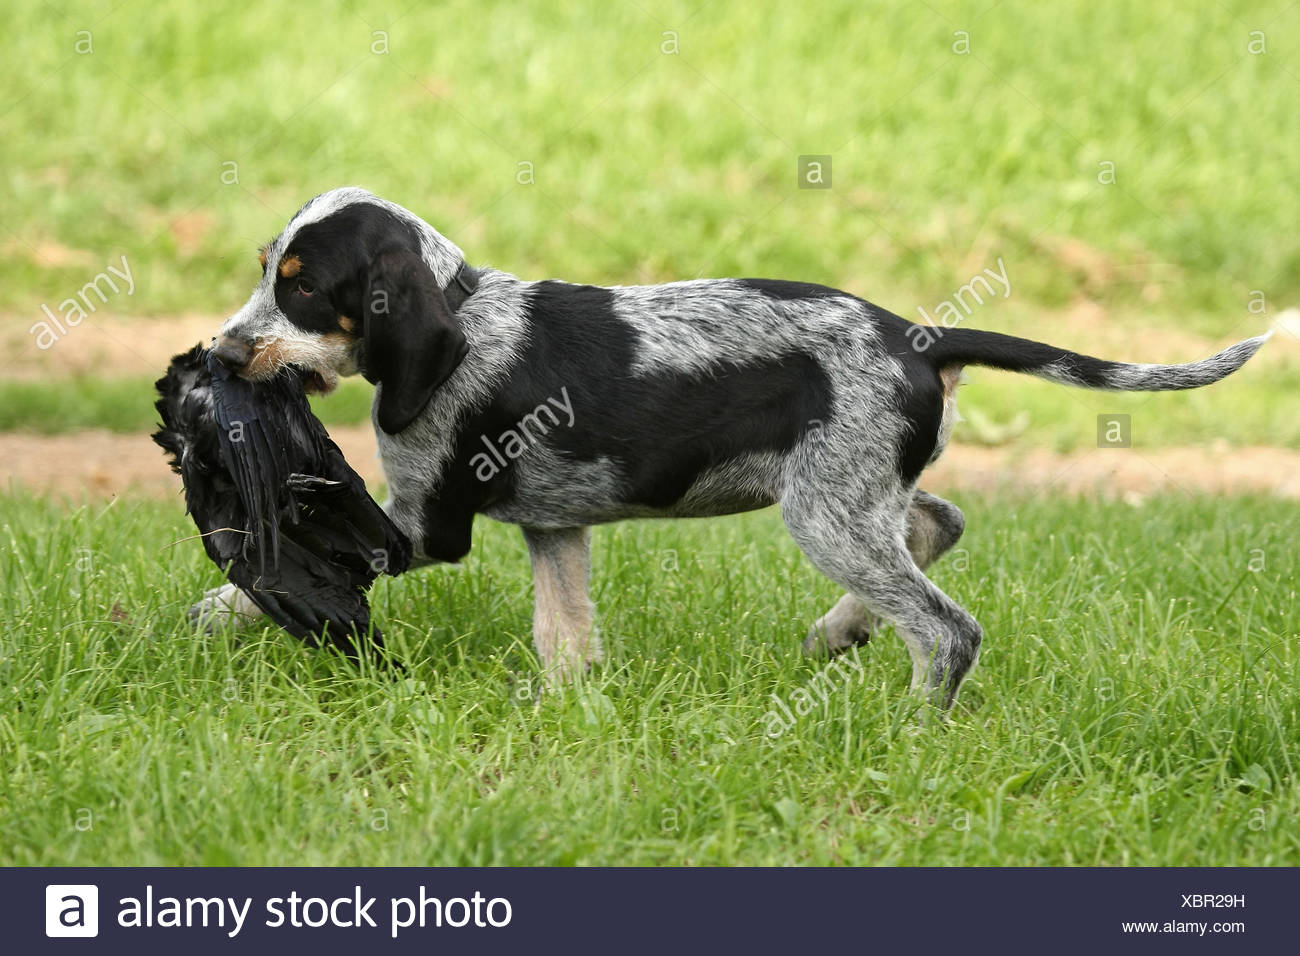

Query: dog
[[192, 186, 1269, 708]]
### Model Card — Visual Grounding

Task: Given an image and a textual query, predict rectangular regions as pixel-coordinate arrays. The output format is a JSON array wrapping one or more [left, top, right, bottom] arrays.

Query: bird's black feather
[[152, 345, 410, 662]]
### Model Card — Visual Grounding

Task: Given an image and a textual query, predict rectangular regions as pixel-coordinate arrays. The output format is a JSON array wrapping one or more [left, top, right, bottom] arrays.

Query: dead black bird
[[153, 344, 410, 663]]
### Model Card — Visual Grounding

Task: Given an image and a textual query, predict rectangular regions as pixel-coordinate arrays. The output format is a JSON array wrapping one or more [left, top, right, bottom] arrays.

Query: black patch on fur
[[419, 502, 478, 564], [924, 326, 1123, 387], [844, 303, 949, 486], [591, 350, 832, 509], [276, 202, 427, 336], [741, 279, 946, 484], [738, 278, 849, 301], [418, 280, 835, 542], [894, 373, 944, 484]]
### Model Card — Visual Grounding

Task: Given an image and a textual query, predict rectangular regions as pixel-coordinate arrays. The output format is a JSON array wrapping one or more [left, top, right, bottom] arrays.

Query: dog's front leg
[[522, 526, 600, 685], [189, 582, 266, 631]]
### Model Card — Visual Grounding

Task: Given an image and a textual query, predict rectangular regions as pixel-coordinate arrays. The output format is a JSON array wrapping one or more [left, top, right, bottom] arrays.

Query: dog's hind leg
[[804, 489, 965, 656], [785, 490, 981, 709], [523, 526, 601, 686]]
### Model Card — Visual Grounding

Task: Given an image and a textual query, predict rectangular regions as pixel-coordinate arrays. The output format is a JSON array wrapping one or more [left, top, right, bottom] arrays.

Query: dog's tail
[[921, 326, 1271, 391]]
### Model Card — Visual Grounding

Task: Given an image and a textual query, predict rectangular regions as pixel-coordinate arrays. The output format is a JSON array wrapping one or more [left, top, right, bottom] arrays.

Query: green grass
[[3, 0, 1299, 331], [2, 491, 1297, 865], [0, 376, 376, 434]]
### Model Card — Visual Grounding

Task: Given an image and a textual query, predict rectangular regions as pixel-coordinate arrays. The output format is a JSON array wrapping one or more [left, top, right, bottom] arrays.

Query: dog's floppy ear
[[363, 249, 468, 434]]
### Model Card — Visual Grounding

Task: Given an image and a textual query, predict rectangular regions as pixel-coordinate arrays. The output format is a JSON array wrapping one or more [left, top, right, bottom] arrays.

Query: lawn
[[1, 491, 1296, 865], [2, 0, 1298, 870], [4, 0, 1299, 326]]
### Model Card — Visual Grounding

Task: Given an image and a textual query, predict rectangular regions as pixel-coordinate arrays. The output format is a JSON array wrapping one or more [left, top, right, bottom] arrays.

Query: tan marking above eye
[[258, 247, 267, 268], [337, 315, 357, 332], [278, 254, 302, 278]]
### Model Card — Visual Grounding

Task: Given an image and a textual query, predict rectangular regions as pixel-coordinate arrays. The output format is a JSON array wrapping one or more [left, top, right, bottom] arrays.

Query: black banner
[[7, 867, 1287, 953]]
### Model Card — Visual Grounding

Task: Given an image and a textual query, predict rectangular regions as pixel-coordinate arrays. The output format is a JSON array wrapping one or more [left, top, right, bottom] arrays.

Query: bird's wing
[[152, 344, 248, 567], [156, 346, 410, 659]]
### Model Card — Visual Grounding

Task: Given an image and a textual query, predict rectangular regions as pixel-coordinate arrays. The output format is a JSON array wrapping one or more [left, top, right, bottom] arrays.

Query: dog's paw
[[803, 594, 877, 657], [188, 583, 263, 632], [802, 621, 872, 658]]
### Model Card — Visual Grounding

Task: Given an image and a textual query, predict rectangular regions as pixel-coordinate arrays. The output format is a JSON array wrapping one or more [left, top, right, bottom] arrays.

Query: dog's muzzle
[[212, 336, 253, 371]]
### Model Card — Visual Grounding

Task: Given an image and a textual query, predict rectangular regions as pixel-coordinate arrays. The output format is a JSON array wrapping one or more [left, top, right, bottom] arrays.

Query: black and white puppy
[[194, 187, 1268, 708]]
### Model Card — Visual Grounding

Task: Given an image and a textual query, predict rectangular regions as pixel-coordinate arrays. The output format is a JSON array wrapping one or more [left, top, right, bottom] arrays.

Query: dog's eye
[[296, 280, 315, 297]]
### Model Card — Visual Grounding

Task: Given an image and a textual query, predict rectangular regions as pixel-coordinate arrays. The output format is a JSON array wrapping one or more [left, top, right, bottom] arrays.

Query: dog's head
[[216, 187, 469, 434]]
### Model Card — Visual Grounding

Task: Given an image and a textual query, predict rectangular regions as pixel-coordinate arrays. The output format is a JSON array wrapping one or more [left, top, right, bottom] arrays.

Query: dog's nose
[[212, 336, 254, 370]]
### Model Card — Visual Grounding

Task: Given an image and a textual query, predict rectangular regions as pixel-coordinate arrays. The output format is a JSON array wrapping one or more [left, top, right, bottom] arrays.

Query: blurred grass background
[[3, 1, 1297, 316], [2, 0, 1298, 450]]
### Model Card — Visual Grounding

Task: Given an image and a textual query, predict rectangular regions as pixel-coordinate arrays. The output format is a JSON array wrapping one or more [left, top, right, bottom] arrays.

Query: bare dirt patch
[[3, 427, 1298, 502], [925, 443, 1300, 501], [0, 427, 383, 500], [1, 314, 220, 381]]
